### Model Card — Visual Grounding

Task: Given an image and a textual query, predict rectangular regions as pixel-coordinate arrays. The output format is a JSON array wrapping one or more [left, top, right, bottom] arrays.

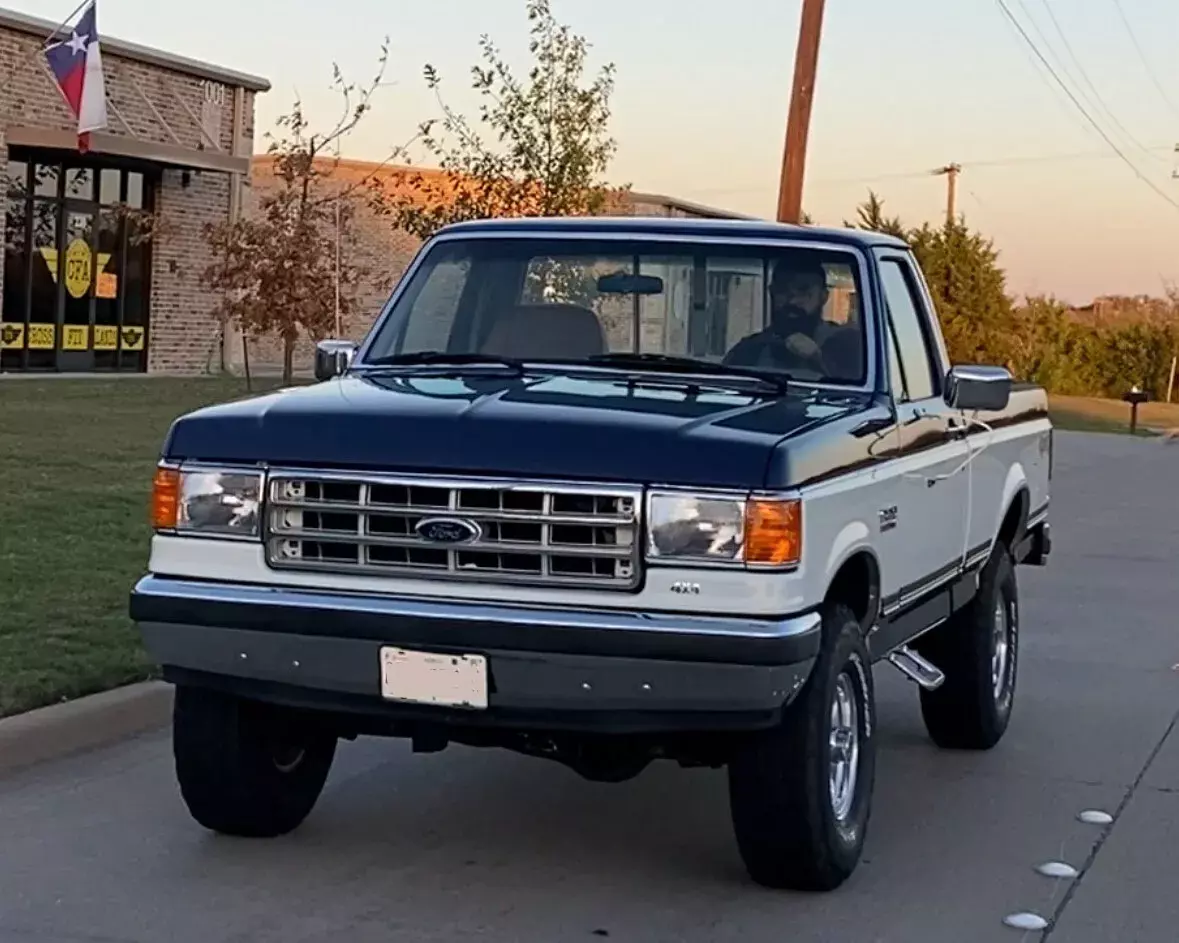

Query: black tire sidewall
[[811, 609, 876, 859], [985, 548, 1019, 725], [728, 604, 877, 890], [173, 687, 337, 837], [914, 543, 1020, 750]]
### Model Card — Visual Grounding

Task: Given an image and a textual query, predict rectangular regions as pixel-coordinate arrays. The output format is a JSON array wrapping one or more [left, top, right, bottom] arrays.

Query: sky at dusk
[[18, 0, 1179, 304]]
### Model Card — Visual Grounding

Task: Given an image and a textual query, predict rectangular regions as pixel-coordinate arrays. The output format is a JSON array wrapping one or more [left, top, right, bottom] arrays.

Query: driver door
[[876, 252, 970, 614]]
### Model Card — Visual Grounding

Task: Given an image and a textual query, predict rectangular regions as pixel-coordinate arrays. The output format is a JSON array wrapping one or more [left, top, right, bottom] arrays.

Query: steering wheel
[[724, 331, 827, 378]]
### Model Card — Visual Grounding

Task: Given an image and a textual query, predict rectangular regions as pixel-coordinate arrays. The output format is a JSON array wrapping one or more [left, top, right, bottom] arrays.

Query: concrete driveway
[[1, 431, 1177, 943]]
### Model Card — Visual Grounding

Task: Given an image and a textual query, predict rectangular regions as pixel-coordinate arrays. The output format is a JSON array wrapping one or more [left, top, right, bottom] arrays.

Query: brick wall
[[1, 14, 262, 374], [148, 168, 232, 373]]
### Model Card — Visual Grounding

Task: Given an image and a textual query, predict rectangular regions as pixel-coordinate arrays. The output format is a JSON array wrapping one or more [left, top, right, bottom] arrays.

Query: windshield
[[361, 236, 868, 386]]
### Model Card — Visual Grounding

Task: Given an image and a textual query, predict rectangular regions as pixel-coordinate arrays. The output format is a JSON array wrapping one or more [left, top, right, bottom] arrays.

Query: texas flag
[[44, 1, 109, 152]]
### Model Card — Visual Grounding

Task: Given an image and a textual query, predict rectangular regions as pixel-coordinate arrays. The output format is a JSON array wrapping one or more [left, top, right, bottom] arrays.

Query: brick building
[[0, 6, 267, 374]]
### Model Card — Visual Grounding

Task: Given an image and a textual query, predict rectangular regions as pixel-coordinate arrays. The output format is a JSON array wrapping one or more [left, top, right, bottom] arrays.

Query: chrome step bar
[[888, 646, 946, 691]]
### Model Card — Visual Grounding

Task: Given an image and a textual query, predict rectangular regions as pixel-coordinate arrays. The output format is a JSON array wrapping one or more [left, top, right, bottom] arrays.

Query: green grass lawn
[[0, 376, 288, 718], [1048, 396, 1169, 437], [1048, 407, 1155, 436]]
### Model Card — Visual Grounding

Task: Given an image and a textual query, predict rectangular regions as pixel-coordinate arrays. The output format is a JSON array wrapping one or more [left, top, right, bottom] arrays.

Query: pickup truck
[[130, 216, 1052, 892]]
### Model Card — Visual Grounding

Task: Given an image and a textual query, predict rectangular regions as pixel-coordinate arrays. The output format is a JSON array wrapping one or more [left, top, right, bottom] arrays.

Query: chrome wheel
[[828, 672, 859, 822], [991, 599, 1011, 701]]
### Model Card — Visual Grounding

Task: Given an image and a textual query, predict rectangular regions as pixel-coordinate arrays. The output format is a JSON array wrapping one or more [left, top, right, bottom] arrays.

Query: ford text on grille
[[265, 473, 642, 589]]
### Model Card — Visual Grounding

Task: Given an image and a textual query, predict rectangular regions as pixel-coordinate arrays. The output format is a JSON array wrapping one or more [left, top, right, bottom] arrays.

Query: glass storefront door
[[1, 151, 153, 373]]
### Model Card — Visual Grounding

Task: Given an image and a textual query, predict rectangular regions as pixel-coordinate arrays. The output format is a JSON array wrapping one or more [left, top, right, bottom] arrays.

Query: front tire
[[727, 603, 876, 892], [913, 544, 1019, 750], [173, 686, 337, 838]]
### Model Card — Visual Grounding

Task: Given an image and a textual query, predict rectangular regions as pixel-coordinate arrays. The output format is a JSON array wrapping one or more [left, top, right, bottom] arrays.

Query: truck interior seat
[[481, 304, 607, 360]]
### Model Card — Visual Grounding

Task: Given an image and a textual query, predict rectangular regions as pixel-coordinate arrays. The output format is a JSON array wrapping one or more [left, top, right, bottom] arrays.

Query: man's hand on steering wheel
[[724, 330, 826, 375], [784, 332, 823, 365]]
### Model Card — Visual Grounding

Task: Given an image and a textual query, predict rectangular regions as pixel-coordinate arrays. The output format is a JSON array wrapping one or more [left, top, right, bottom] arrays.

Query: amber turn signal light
[[151, 466, 180, 530], [744, 498, 802, 566]]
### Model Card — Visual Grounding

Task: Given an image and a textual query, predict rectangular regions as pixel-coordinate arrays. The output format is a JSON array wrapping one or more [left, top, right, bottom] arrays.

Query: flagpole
[[43, 0, 91, 46], [0, 0, 90, 100]]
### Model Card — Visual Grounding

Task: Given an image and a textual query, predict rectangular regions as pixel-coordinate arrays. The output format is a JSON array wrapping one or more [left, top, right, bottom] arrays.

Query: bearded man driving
[[724, 257, 835, 372]]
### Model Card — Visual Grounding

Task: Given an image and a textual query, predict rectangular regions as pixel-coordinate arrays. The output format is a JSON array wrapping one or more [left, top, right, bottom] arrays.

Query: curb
[[0, 681, 173, 778]]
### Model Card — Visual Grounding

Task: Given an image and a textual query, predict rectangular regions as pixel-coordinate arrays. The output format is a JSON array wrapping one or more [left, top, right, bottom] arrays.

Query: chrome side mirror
[[314, 339, 358, 381], [944, 364, 1012, 412]]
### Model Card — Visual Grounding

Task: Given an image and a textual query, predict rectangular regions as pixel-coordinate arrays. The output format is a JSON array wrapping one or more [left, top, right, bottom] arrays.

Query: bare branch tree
[[202, 43, 396, 385]]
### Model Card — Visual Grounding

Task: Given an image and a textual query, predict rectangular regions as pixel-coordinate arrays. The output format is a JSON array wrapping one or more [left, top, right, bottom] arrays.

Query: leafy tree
[[382, 0, 625, 240], [841, 190, 906, 239], [907, 220, 1015, 366], [843, 190, 1015, 367], [203, 46, 393, 385]]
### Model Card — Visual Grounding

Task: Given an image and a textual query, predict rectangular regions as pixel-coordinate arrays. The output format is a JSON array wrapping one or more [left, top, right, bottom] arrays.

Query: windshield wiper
[[585, 353, 792, 393], [361, 351, 526, 375]]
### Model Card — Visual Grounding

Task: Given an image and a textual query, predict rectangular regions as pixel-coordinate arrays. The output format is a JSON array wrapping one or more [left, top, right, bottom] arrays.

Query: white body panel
[[149, 416, 1050, 625]]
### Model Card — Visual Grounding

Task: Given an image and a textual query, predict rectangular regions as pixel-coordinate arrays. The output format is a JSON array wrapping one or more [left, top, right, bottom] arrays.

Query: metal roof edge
[[625, 190, 758, 221], [0, 6, 271, 92]]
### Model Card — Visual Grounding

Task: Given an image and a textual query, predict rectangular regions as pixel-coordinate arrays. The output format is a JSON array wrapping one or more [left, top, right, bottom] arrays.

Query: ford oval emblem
[[414, 516, 482, 544]]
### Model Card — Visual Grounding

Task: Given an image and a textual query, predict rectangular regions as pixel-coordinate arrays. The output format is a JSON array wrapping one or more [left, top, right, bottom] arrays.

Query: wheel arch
[[823, 544, 882, 636], [996, 465, 1031, 551]]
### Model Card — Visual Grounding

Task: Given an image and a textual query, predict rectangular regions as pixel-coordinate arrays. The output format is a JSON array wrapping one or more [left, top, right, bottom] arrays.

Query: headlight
[[646, 492, 801, 568], [151, 465, 263, 539]]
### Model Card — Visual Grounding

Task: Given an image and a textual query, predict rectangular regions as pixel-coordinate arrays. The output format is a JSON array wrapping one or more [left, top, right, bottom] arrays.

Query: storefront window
[[65, 168, 94, 200], [6, 159, 28, 196], [93, 209, 122, 370], [0, 152, 154, 373], [33, 164, 59, 198], [99, 168, 121, 205], [27, 198, 59, 370], [126, 172, 143, 209], [1, 187, 28, 371]]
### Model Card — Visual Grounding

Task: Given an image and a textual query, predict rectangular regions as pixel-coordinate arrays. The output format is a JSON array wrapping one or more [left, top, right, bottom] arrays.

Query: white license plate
[[379, 647, 489, 710]]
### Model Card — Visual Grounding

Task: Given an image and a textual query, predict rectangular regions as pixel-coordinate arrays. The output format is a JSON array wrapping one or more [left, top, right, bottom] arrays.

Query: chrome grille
[[264, 472, 642, 590]]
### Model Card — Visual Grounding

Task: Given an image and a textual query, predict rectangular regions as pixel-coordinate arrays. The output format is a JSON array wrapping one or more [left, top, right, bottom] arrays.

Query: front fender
[[823, 519, 874, 581]]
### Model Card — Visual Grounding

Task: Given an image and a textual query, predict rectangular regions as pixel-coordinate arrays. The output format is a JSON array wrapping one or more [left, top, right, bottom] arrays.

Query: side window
[[879, 259, 936, 401]]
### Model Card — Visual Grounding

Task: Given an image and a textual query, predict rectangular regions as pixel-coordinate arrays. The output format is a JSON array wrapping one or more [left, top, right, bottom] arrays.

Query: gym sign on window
[[39, 241, 117, 300], [0, 242, 142, 352]]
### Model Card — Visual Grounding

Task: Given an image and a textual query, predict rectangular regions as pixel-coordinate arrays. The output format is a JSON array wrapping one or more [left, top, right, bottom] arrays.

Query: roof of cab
[[433, 215, 910, 250]]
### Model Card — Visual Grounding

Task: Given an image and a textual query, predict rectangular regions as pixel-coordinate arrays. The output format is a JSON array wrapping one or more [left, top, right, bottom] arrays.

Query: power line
[[993, 0, 1179, 212], [1034, 0, 1165, 165], [1109, 0, 1179, 124], [964, 144, 1173, 168], [1001, 1, 1101, 143], [679, 145, 1176, 197]]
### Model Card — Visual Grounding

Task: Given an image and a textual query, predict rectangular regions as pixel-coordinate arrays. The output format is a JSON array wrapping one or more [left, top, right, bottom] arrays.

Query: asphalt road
[[2, 430, 1177, 943]]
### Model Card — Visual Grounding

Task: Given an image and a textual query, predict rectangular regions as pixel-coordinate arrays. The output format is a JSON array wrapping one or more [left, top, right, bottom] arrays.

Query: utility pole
[[334, 138, 342, 338], [776, 0, 827, 224], [933, 163, 961, 226]]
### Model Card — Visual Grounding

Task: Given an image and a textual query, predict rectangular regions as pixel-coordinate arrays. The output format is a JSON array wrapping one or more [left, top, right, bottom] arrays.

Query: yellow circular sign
[[64, 238, 92, 299]]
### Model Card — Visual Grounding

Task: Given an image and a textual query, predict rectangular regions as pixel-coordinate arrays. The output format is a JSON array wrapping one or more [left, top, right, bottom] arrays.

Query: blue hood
[[162, 372, 865, 490]]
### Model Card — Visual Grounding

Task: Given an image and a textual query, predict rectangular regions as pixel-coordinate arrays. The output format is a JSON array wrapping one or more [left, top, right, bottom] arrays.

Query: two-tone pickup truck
[[130, 216, 1052, 891]]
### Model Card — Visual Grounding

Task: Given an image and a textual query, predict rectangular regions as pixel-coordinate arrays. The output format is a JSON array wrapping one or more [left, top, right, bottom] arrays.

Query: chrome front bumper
[[130, 576, 821, 731]]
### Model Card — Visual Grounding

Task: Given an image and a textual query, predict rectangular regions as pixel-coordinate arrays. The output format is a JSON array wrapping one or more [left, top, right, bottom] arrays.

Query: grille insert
[[264, 473, 642, 590]]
